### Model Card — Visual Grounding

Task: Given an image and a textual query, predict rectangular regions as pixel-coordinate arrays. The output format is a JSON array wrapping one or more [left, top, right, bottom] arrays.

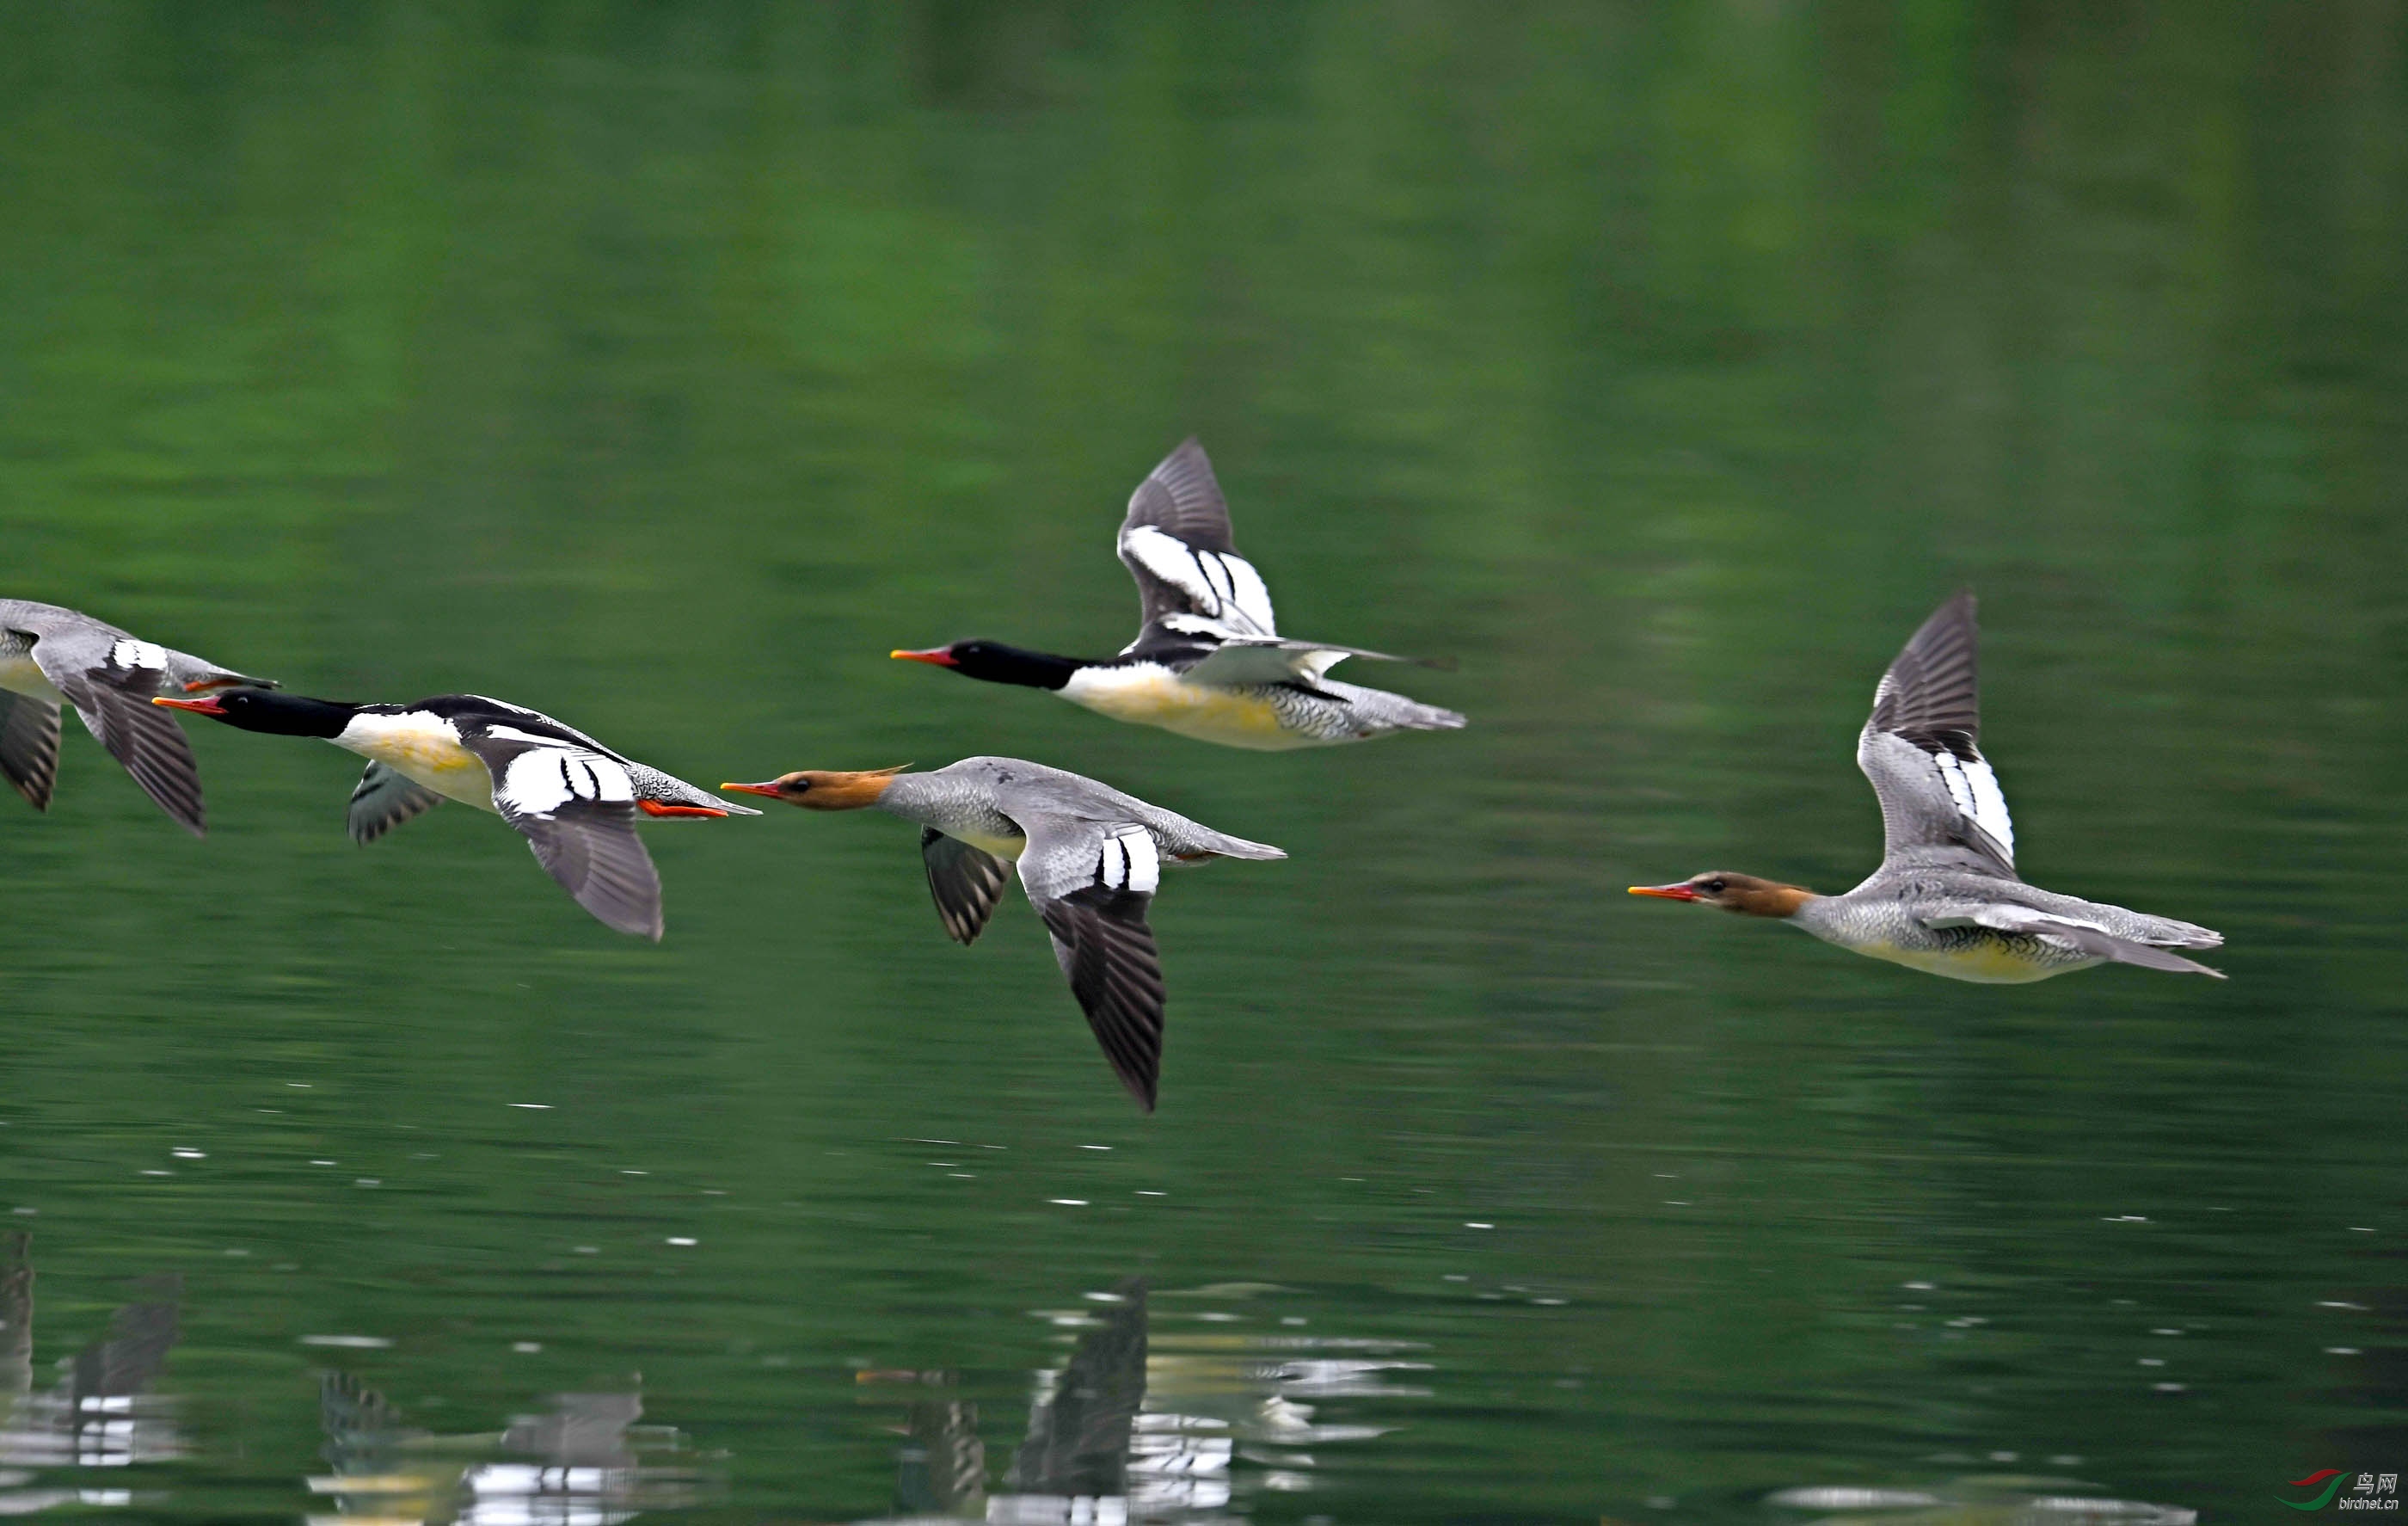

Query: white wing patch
[[1121, 526, 1276, 636], [107, 637, 169, 674], [1933, 750, 2015, 864], [1097, 827, 1161, 895], [497, 748, 635, 815]]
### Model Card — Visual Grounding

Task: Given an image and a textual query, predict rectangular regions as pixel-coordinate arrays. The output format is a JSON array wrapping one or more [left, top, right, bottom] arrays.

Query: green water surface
[[3, 4, 2403, 1522]]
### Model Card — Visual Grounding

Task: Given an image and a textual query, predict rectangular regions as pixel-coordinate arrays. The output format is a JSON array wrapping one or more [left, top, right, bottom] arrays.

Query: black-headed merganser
[[722, 756, 1284, 1109], [1630, 591, 2225, 981], [891, 440, 1465, 749], [153, 689, 755, 939], [1, 598, 275, 836]]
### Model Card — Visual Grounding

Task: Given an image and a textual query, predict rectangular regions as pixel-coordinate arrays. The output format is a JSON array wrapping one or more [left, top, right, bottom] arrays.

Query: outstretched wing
[[459, 731, 663, 940], [347, 762, 445, 845], [922, 827, 1015, 945], [1920, 902, 2225, 979], [0, 689, 62, 811], [1855, 589, 2016, 877], [34, 631, 207, 835], [1116, 438, 1277, 643], [1017, 814, 1167, 1111]]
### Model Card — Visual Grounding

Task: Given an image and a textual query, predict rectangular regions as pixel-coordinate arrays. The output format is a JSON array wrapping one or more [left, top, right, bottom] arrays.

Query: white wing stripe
[[1933, 751, 2016, 858], [107, 638, 169, 673], [1211, 551, 1274, 634], [1096, 828, 1159, 894], [499, 748, 634, 815]]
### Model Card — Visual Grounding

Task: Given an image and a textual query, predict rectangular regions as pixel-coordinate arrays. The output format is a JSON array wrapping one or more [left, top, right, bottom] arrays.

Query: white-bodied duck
[[154, 689, 753, 939], [1, 598, 273, 836], [722, 756, 1284, 1109], [1630, 591, 2225, 981], [891, 439, 1465, 749]]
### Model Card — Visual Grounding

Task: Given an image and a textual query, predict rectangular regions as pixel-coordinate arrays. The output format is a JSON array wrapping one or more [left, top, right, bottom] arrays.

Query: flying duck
[[1, 598, 274, 836], [152, 689, 754, 939], [1630, 591, 2225, 982], [721, 756, 1284, 1108], [890, 439, 1465, 749]]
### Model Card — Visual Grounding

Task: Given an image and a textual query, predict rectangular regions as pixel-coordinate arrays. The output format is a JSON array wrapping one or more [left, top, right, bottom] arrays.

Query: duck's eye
[[1703, 878, 1727, 894]]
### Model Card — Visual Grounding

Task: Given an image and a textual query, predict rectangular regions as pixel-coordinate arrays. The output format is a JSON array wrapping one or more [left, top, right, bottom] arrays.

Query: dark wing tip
[[1038, 887, 1165, 1111], [1917, 586, 1979, 644], [1123, 437, 1237, 554], [1872, 588, 1985, 750], [0, 693, 62, 812], [112, 694, 207, 835]]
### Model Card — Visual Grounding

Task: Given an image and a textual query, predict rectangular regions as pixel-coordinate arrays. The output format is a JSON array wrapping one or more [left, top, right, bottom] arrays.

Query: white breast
[[336, 712, 497, 810]]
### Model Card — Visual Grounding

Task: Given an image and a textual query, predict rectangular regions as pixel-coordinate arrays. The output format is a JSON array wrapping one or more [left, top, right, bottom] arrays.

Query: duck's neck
[[1731, 883, 1817, 919], [952, 643, 1082, 692]]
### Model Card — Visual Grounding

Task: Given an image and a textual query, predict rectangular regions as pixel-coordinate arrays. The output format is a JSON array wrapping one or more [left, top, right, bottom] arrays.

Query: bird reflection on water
[[0, 1232, 184, 1512], [309, 1371, 711, 1524], [865, 1278, 1424, 1523]]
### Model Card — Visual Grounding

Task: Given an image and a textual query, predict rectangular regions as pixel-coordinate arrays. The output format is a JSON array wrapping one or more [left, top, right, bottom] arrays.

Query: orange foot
[[639, 801, 728, 818]]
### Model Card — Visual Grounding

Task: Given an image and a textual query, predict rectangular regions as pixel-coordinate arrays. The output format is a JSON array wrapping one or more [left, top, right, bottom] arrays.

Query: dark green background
[[2, 3, 2401, 1520]]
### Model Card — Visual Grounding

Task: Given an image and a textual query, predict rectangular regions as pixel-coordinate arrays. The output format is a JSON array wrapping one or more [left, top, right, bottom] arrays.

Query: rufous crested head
[[720, 765, 910, 810], [1627, 871, 1815, 919]]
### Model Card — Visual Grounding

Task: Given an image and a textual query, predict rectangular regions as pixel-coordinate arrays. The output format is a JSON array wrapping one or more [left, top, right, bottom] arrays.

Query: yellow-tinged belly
[[953, 828, 1027, 859], [1060, 667, 1307, 750], [1852, 939, 2077, 984], [0, 650, 62, 703], [337, 715, 498, 811]]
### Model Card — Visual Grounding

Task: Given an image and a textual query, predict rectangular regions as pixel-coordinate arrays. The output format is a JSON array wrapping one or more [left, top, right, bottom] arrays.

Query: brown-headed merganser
[[722, 756, 1284, 1109], [1630, 591, 2225, 981], [153, 689, 754, 939], [891, 440, 1465, 749], [1, 598, 275, 836]]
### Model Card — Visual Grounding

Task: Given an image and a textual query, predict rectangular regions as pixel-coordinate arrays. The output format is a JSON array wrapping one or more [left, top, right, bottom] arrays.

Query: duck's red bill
[[1627, 883, 1700, 901], [151, 696, 226, 716], [888, 647, 958, 667], [718, 781, 782, 798]]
